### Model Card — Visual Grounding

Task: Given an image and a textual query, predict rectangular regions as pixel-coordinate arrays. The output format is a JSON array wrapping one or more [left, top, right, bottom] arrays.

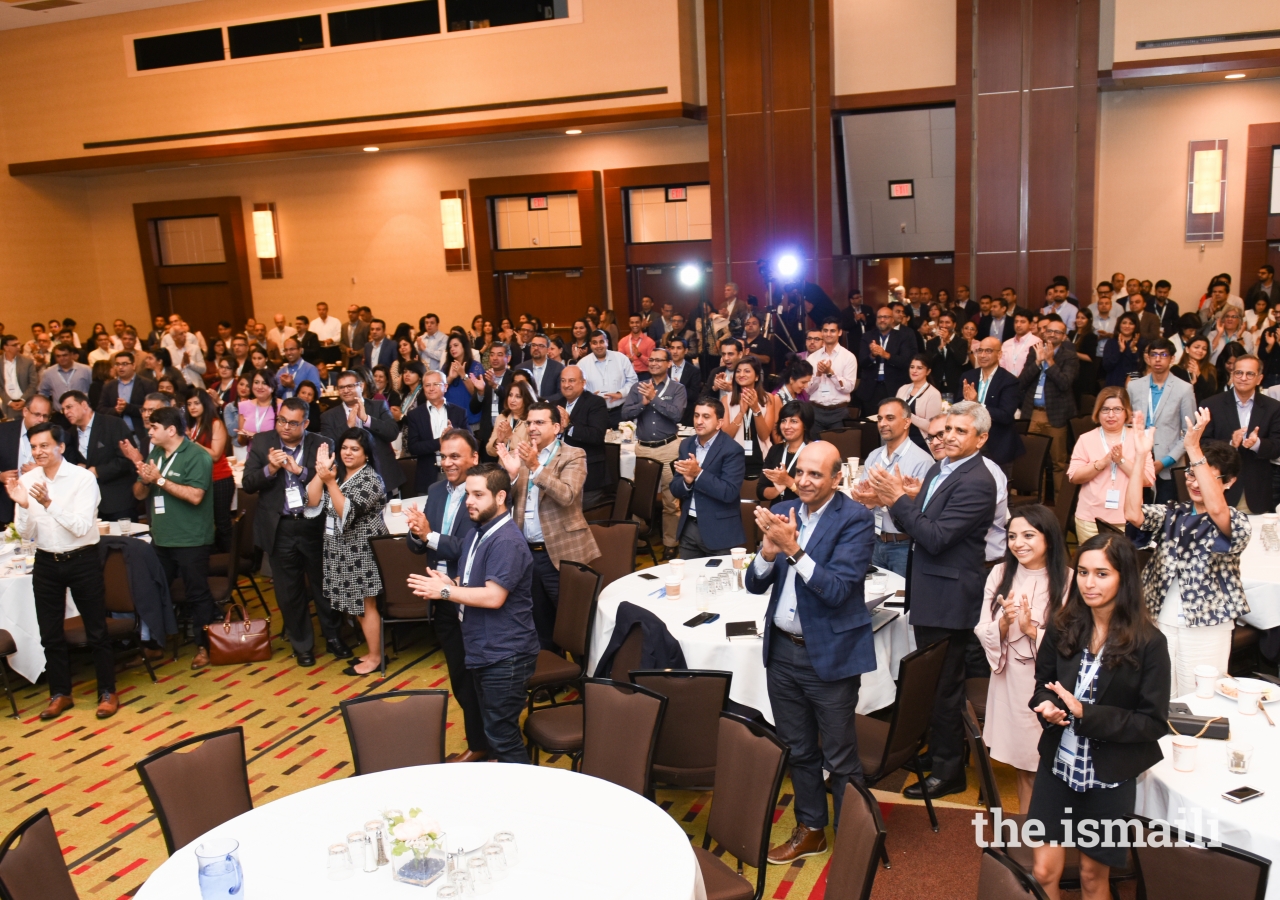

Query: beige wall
[[13, 125, 707, 334], [1095, 78, 1280, 306], [1112, 0, 1280, 63], [0, 0, 699, 165], [832, 0, 956, 96]]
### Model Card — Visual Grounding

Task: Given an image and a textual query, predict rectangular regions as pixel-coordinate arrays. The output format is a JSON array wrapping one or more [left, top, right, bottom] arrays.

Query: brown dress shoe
[[39, 695, 74, 720], [447, 749, 490, 763], [767, 824, 827, 865], [143, 646, 166, 661], [190, 648, 210, 670], [95, 692, 120, 719]]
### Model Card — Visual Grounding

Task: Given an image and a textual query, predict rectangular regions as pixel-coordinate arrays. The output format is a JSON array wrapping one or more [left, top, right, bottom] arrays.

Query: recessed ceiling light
[[363, 146, 380, 152], [1225, 73, 1246, 79], [565, 129, 582, 135]]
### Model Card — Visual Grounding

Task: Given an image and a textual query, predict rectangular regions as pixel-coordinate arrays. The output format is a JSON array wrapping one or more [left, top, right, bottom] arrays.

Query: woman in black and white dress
[[308, 427, 390, 677]]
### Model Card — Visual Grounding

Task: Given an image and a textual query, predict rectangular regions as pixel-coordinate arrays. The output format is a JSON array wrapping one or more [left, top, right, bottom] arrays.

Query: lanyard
[[441, 484, 464, 535], [978, 374, 992, 404], [157, 444, 182, 480], [1097, 430, 1120, 482], [252, 404, 269, 432], [780, 442, 806, 472], [463, 513, 512, 584], [56, 367, 76, 386], [1073, 650, 1105, 702]]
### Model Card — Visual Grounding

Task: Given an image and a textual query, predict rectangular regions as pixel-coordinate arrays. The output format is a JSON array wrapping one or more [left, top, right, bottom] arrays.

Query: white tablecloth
[[586, 558, 914, 722], [1239, 516, 1280, 630], [1135, 692, 1280, 898], [134, 763, 706, 900], [0, 543, 79, 682], [382, 496, 426, 536]]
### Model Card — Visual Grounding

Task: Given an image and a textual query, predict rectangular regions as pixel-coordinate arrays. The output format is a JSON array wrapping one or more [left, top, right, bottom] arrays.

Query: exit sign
[[889, 180, 914, 199]]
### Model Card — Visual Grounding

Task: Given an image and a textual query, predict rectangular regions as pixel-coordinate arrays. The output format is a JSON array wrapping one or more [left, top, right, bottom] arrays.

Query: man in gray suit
[[340, 303, 370, 364], [0, 335, 38, 421], [1127, 337, 1195, 503]]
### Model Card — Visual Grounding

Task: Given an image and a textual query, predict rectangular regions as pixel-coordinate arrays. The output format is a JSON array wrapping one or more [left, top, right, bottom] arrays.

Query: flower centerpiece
[[386, 808, 447, 887]]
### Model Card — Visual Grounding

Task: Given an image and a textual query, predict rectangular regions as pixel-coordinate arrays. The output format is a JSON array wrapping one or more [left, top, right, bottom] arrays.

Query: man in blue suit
[[669, 398, 746, 558], [746, 441, 877, 864], [961, 337, 1025, 467], [869, 400, 998, 800], [404, 428, 490, 762], [362, 318, 397, 370]]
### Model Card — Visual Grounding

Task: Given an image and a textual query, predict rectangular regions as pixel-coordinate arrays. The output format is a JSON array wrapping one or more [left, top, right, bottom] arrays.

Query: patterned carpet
[[0, 579, 1020, 899]]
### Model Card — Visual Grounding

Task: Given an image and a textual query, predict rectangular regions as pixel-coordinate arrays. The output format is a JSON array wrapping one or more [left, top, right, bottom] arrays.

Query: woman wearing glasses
[[1065, 388, 1155, 543], [1125, 407, 1249, 698], [974, 504, 1072, 812]]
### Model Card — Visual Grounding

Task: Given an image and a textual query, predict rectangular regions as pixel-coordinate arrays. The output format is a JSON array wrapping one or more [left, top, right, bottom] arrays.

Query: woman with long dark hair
[[1177, 335, 1216, 402], [1028, 533, 1169, 899], [974, 504, 1072, 812], [1100, 313, 1144, 387], [1068, 308, 1098, 401], [236, 368, 277, 447], [389, 337, 416, 393], [185, 391, 234, 552], [722, 357, 778, 479], [486, 379, 535, 458], [757, 400, 812, 504], [443, 332, 483, 426], [569, 319, 592, 361]]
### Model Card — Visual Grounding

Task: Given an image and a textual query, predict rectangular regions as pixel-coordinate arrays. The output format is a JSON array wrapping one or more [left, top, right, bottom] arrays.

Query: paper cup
[[1194, 665, 1218, 699], [1171, 735, 1197, 772], [730, 547, 746, 568], [668, 559, 685, 580], [389, 499, 402, 515], [97, 521, 110, 535], [1237, 687, 1263, 715], [869, 575, 887, 595], [847, 457, 860, 472], [665, 578, 682, 599]]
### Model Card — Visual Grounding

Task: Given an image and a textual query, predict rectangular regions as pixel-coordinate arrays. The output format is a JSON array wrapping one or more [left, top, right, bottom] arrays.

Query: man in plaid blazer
[[498, 401, 600, 650], [1017, 313, 1078, 488]]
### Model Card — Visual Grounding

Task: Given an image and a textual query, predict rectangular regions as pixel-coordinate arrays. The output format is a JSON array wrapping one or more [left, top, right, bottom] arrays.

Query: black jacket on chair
[[241, 430, 334, 553], [592, 601, 687, 678], [320, 400, 406, 495], [1030, 620, 1170, 784], [0, 419, 22, 524], [562, 391, 610, 494], [63, 413, 139, 518], [404, 402, 469, 494], [96, 376, 158, 435], [1201, 388, 1280, 512], [97, 536, 177, 641], [961, 367, 1026, 465]]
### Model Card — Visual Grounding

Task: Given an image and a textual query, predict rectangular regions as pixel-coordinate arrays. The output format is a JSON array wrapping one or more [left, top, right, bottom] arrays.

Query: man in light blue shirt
[[850, 398, 933, 576], [37, 343, 91, 401], [416, 314, 448, 373], [580, 331, 637, 429], [274, 338, 320, 400]]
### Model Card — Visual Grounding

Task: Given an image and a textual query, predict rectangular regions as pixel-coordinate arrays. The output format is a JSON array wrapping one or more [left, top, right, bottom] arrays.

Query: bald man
[[555, 365, 611, 509], [960, 337, 1024, 467], [746, 441, 877, 863]]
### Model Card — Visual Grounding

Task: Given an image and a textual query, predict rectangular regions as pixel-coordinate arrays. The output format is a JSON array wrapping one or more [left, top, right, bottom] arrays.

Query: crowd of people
[[1, 263, 1275, 895]]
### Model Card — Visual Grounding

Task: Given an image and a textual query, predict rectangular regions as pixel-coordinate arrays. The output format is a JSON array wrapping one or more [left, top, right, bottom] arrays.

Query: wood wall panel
[[1241, 124, 1280, 279], [1027, 87, 1076, 251], [724, 113, 772, 257], [769, 0, 813, 111], [976, 0, 1023, 95], [975, 92, 1022, 254], [1027, 250, 1072, 301], [955, 0, 975, 293], [976, 252, 1020, 297], [721, 2, 765, 117], [1029, 0, 1076, 89]]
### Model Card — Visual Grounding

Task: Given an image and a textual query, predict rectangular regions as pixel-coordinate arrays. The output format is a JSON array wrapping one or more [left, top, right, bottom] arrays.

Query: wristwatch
[[785, 549, 807, 566], [156, 476, 167, 488], [439, 587, 451, 601]]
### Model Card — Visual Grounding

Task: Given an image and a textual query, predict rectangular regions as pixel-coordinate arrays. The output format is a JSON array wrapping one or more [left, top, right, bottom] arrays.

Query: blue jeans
[[471, 652, 538, 763], [871, 538, 910, 577]]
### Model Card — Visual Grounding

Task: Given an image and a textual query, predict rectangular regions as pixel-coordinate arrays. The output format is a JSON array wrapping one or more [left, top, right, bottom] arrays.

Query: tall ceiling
[[0, 0, 202, 31]]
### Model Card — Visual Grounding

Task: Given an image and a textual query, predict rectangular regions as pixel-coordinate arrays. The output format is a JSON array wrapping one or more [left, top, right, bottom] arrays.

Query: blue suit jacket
[[407, 479, 475, 579], [889, 454, 997, 630], [668, 432, 746, 551], [363, 339, 397, 370], [745, 492, 877, 681], [960, 367, 1025, 465]]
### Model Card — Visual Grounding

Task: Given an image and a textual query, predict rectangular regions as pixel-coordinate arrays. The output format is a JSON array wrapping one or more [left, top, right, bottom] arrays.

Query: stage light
[[565, 129, 582, 135], [775, 253, 801, 279], [363, 146, 380, 152], [1225, 73, 1245, 79], [678, 264, 702, 287]]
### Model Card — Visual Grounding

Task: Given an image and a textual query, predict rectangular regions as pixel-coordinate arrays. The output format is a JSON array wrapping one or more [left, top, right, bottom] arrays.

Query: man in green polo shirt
[[132, 406, 216, 669]]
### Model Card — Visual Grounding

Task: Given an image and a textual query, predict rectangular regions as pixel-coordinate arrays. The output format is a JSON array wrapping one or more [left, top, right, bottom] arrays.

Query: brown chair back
[[630, 669, 731, 788], [552, 561, 601, 661], [1009, 434, 1050, 497], [1095, 518, 1125, 537], [369, 535, 432, 620], [978, 848, 1050, 899], [739, 475, 758, 501], [586, 521, 638, 589], [963, 705, 1004, 814], [1131, 817, 1270, 900], [822, 782, 887, 900], [629, 457, 664, 525], [579, 679, 667, 798], [396, 457, 417, 494], [340, 690, 448, 774], [610, 479, 633, 521], [1068, 415, 1095, 447], [135, 727, 253, 855], [871, 637, 951, 776], [604, 441, 621, 487], [101, 547, 133, 614], [704, 712, 788, 899], [608, 624, 644, 683], [0, 809, 79, 900], [820, 428, 861, 461], [740, 500, 759, 548], [236, 490, 259, 565], [1053, 477, 1079, 536]]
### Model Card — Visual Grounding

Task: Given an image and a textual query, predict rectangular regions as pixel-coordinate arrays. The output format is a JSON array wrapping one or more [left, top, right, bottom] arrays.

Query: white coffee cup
[[1194, 665, 1218, 699], [1237, 687, 1263, 715], [730, 547, 746, 568], [1171, 735, 1197, 772], [668, 559, 685, 580], [389, 498, 402, 515], [665, 578, 682, 599]]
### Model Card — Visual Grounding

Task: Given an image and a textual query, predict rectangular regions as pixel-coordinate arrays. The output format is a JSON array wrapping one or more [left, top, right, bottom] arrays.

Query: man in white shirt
[[7, 421, 118, 720], [161, 318, 207, 388], [109, 319, 128, 353], [999, 311, 1041, 377], [1087, 292, 1120, 358], [415, 313, 448, 373], [86, 332, 115, 366], [806, 319, 859, 431], [266, 314, 296, 352], [580, 330, 638, 429], [311, 302, 341, 345]]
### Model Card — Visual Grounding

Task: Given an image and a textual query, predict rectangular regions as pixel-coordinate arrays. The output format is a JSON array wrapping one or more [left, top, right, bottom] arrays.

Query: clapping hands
[[315, 443, 336, 482]]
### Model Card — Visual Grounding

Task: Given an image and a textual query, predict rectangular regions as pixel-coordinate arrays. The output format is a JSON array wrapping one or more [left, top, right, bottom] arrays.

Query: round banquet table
[[586, 557, 914, 723], [134, 763, 706, 900], [1237, 515, 1280, 630], [1135, 691, 1280, 898]]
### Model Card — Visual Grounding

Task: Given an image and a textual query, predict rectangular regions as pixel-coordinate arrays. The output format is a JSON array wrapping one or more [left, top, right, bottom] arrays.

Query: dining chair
[[820, 782, 888, 900], [369, 534, 435, 676], [820, 428, 861, 462], [692, 712, 789, 900], [171, 515, 245, 641], [1008, 434, 1051, 507], [65, 546, 157, 681], [0, 630, 19, 717], [396, 457, 417, 496], [586, 520, 638, 589], [339, 690, 449, 774], [630, 669, 731, 790], [1130, 816, 1270, 900], [579, 678, 667, 799], [0, 809, 80, 900], [977, 847, 1050, 900], [585, 478, 632, 523], [209, 498, 270, 618], [628, 457, 664, 565], [526, 561, 602, 709], [135, 727, 253, 855]]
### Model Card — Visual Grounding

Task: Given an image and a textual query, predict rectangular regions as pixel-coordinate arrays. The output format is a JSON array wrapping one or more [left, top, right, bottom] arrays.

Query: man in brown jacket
[[497, 400, 600, 650]]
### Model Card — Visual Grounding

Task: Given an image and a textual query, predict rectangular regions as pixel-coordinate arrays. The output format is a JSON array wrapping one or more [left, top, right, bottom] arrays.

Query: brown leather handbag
[[205, 602, 273, 665]]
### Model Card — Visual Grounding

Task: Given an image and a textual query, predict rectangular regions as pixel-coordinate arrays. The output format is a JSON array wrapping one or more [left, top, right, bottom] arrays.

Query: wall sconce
[[440, 190, 470, 271], [252, 202, 282, 278], [1186, 141, 1227, 242]]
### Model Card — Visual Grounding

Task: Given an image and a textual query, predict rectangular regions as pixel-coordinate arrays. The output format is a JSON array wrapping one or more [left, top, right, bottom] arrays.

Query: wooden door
[[628, 264, 710, 321], [499, 270, 593, 335], [166, 283, 235, 345]]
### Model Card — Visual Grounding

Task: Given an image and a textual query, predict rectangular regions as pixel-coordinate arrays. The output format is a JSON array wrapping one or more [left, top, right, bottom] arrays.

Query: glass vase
[[389, 838, 448, 888]]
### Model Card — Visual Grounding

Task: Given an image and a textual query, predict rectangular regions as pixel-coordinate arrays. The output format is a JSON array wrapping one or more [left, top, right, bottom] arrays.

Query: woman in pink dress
[[974, 504, 1072, 812], [1065, 387, 1155, 544]]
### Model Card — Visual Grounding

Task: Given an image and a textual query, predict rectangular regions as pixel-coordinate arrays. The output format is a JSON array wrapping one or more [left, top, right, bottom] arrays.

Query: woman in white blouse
[[895, 354, 942, 452]]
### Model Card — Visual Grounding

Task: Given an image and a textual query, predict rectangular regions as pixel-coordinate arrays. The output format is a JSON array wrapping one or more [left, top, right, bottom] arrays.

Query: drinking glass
[[1227, 741, 1254, 774], [467, 856, 492, 893], [437, 887, 461, 899], [327, 843, 354, 880], [493, 832, 518, 866], [347, 831, 367, 871], [450, 870, 475, 895], [117, 518, 131, 537], [483, 845, 507, 880], [696, 576, 710, 612], [195, 839, 242, 900]]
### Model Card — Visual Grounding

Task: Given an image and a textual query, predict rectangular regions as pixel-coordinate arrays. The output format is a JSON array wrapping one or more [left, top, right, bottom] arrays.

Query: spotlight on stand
[[678, 264, 702, 287], [775, 252, 801, 280]]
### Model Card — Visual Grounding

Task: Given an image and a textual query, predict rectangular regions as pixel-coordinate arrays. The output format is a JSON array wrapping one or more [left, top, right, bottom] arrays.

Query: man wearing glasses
[[961, 337, 1024, 468], [1128, 339, 1195, 503], [0, 393, 51, 525], [1201, 354, 1280, 514], [515, 333, 563, 401], [242, 397, 351, 666], [1016, 313, 1078, 489], [320, 371, 406, 498]]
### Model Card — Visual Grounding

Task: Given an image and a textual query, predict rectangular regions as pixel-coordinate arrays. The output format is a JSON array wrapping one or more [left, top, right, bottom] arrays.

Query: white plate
[[1215, 676, 1280, 705], [447, 826, 490, 856]]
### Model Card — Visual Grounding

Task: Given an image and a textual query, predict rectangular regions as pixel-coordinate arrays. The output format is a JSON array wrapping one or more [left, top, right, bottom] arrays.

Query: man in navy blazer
[[870, 400, 997, 800], [669, 397, 746, 557], [361, 319, 397, 370], [405, 428, 489, 762], [856, 307, 914, 409], [405, 370, 470, 493], [960, 338, 1025, 467], [746, 442, 876, 863]]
